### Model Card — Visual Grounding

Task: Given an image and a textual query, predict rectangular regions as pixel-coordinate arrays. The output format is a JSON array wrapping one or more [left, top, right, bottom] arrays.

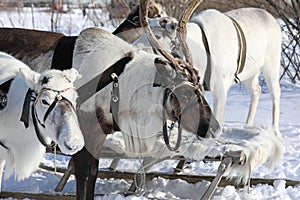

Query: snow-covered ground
[[0, 7, 300, 200]]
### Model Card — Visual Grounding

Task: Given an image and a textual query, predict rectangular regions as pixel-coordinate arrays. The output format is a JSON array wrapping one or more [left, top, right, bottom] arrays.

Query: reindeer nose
[[197, 114, 221, 139], [196, 118, 210, 138], [63, 136, 84, 154], [203, 115, 221, 139]]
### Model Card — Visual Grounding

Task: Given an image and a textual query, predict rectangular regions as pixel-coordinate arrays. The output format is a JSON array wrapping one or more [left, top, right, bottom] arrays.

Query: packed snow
[[0, 7, 299, 200]]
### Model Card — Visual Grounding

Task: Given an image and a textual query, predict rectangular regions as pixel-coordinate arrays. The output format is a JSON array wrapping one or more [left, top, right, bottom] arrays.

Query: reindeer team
[[0, 0, 282, 199]]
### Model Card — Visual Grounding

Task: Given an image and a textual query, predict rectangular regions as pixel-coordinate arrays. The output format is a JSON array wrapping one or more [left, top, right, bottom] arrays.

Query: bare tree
[[51, 0, 55, 31], [30, 0, 35, 29], [51, 0, 63, 32], [266, 0, 299, 83]]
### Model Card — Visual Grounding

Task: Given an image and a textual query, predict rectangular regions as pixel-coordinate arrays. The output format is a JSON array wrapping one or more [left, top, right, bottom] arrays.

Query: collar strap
[[199, 26, 211, 91], [20, 89, 34, 128]]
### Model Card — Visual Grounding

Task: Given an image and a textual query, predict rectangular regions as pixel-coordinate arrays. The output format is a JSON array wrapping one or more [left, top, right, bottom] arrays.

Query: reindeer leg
[[74, 107, 109, 199], [72, 147, 101, 200], [72, 147, 90, 200], [244, 74, 261, 126], [0, 160, 5, 192], [211, 83, 228, 126], [262, 64, 281, 136], [86, 154, 99, 200]]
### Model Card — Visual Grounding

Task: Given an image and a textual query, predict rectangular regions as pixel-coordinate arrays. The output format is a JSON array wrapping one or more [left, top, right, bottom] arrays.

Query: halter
[[161, 81, 200, 152], [162, 88, 182, 151], [20, 87, 76, 148]]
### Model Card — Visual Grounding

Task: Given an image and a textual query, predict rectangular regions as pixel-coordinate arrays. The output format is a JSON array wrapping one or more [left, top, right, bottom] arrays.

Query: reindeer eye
[[42, 99, 50, 105]]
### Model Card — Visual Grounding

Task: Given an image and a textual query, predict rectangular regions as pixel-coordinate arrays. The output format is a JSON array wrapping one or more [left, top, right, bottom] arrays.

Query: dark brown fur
[[0, 28, 63, 60]]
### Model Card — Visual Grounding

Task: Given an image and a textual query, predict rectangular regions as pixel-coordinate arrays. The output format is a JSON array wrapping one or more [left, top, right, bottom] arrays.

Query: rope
[[133, 159, 147, 196], [132, 142, 170, 196], [53, 144, 57, 175]]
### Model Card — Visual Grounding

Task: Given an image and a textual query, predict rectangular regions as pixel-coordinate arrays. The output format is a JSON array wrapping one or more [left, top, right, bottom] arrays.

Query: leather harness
[[2, 33, 188, 151], [202, 16, 247, 90], [17, 36, 133, 149], [51, 36, 185, 151]]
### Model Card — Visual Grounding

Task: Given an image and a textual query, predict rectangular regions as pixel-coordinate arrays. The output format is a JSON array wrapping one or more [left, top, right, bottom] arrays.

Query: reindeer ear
[[19, 68, 40, 90], [154, 58, 177, 86], [63, 68, 82, 83]]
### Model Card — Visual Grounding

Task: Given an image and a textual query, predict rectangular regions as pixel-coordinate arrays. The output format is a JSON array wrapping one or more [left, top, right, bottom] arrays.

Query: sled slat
[[39, 164, 300, 188]]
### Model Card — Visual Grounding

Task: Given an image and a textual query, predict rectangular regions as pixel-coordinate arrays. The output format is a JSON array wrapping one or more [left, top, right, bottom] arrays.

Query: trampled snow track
[[1, 162, 299, 199]]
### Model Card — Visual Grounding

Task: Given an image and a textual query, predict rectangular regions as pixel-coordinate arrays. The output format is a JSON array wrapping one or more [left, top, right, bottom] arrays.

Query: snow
[[0, 7, 300, 200]]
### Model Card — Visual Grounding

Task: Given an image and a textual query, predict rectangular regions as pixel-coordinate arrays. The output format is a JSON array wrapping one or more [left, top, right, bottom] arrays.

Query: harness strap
[[228, 16, 247, 83], [76, 53, 133, 106], [43, 95, 60, 123], [201, 17, 247, 89], [51, 35, 133, 133], [51, 36, 77, 70], [0, 140, 9, 150], [20, 89, 34, 128], [199, 26, 211, 91], [76, 53, 133, 132], [110, 73, 121, 131], [43, 94, 76, 123], [21, 88, 74, 148]]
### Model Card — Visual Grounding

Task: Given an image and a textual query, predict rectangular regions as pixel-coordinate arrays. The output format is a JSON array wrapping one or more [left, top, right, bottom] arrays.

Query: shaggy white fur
[[73, 28, 216, 157], [103, 124, 282, 185], [0, 52, 84, 190]]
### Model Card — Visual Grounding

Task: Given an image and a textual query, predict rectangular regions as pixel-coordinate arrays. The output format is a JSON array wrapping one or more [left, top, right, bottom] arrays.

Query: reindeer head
[[20, 68, 84, 155], [140, 0, 220, 139]]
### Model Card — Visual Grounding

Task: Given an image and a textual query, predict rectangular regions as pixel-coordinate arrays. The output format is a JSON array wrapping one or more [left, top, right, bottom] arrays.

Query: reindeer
[[0, 0, 283, 198], [70, 1, 283, 197], [0, 0, 164, 73], [134, 6, 282, 136], [0, 52, 84, 191], [0, 1, 220, 199]]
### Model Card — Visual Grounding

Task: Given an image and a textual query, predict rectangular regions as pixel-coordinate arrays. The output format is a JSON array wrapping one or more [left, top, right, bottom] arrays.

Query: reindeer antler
[[177, 0, 204, 64], [139, 0, 180, 70], [140, 0, 203, 68]]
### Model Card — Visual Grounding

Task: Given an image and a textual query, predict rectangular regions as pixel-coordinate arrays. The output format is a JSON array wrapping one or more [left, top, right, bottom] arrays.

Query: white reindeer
[[68, 1, 281, 197], [0, 52, 84, 190], [135, 7, 282, 135], [0, 1, 282, 198]]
